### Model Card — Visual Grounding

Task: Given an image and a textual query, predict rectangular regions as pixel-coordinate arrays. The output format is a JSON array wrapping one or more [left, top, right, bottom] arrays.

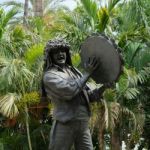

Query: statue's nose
[[59, 51, 63, 55]]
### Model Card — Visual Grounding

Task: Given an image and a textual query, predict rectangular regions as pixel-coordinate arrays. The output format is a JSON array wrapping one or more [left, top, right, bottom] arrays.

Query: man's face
[[51, 49, 67, 66]]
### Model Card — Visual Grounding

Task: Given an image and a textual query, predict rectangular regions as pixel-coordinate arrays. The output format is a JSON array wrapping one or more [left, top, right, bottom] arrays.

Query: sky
[[0, 0, 77, 10], [0, 0, 111, 11], [61, 0, 77, 9]]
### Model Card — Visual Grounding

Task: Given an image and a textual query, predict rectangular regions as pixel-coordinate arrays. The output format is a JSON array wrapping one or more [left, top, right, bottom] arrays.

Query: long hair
[[43, 39, 72, 72], [41, 38, 72, 101]]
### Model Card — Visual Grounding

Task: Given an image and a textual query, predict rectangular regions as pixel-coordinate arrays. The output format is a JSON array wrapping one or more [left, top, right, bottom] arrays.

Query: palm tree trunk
[[34, 0, 43, 17], [25, 105, 32, 150], [23, 0, 28, 25], [99, 126, 105, 150], [98, 104, 105, 150], [111, 128, 121, 150]]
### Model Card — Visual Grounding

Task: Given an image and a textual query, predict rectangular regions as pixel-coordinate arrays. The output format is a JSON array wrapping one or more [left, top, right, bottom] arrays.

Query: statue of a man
[[42, 39, 106, 150]]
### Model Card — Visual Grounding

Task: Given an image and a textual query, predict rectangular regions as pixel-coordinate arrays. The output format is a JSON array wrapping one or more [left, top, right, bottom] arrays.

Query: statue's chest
[[60, 69, 79, 80]]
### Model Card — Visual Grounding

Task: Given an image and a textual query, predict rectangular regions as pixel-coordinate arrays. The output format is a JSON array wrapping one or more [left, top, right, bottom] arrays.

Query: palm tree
[[0, 56, 35, 150], [110, 2, 150, 147], [49, 1, 150, 149], [90, 66, 141, 149], [0, 0, 149, 149], [0, 28, 44, 150], [0, 7, 19, 39], [0, 8, 43, 150], [23, 0, 29, 25], [80, 0, 122, 32], [1, 0, 65, 17], [33, 0, 43, 17]]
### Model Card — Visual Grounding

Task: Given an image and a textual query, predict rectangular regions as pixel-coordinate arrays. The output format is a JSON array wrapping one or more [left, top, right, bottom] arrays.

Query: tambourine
[[80, 34, 123, 84]]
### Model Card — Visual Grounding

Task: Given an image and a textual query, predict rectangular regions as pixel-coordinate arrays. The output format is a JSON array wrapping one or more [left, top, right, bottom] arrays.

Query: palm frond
[[1, 7, 19, 29], [116, 67, 139, 97], [0, 130, 28, 149], [43, 0, 65, 13], [50, 11, 89, 51], [135, 47, 150, 71], [121, 107, 137, 131], [97, 7, 109, 32], [95, 100, 137, 133], [0, 93, 20, 118], [104, 89, 116, 102], [31, 124, 50, 148], [124, 88, 140, 100], [124, 67, 139, 86], [0, 7, 19, 39], [124, 42, 142, 66], [80, 0, 98, 23], [71, 53, 81, 68], [0, 57, 34, 94], [24, 44, 44, 67], [0, 38, 13, 58], [0, 1, 23, 8], [108, 0, 121, 12], [60, 12, 76, 26], [137, 63, 150, 83], [24, 44, 44, 89], [109, 102, 120, 130]]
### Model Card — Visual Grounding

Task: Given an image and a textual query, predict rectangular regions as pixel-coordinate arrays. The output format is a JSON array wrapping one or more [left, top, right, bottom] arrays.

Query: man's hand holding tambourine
[[84, 56, 99, 76]]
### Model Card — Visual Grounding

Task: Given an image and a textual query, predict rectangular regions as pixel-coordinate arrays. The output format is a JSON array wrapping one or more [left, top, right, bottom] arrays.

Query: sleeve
[[87, 86, 105, 102], [43, 72, 81, 101]]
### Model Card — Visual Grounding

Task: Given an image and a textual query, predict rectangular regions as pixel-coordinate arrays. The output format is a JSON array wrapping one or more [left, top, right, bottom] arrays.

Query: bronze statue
[[42, 38, 108, 150]]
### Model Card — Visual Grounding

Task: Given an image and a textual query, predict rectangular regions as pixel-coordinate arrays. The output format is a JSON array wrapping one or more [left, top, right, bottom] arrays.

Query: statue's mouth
[[58, 55, 65, 60]]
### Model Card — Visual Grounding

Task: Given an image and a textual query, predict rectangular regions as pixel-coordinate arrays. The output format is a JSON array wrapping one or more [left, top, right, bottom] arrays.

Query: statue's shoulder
[[45, 67, 58, 73], [44, 68, 59, 77], [44, 67, 66, 80]]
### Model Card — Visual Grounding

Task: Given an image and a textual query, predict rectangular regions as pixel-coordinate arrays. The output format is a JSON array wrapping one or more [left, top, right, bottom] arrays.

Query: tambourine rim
[[80, 34, 124, 83]]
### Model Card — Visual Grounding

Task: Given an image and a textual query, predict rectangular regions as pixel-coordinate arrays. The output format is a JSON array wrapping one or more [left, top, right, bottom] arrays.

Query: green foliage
[[116, 67, 140, 100], [138, 63, 150, 83], [24, 44, 44, 90], [28, 17, 46, 36], [0, 129, 28, 150], [31, 124, 51, 149], [0, 25, 35, 58], [0, 57, 34, 94], [17, 92, 40, 109], [80, 0, 98, 27], [0, 0, 24, 8], [97, 7, 109, 32], [50, 9, 89, 51], [122, 41, 150, 71], [10, 26, 33, 57], [108, 0, 121, 12], [71, 53, 81, 68], [0, 7, 19, 39], [24, 44, 44, 68], [0, 0, 150, 149], [103, 89, 116, 102], [124, 88, 140, 100], [0, 93, 20, 118]]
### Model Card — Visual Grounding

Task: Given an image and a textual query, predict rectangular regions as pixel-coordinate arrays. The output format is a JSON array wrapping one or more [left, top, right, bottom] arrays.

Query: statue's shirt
[[43, 65, 90, 122]]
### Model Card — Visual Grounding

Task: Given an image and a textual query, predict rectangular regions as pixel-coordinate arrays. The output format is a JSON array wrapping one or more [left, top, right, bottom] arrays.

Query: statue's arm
[[87, 86, 105, 102], [43, 57, 99, 101], [43, 72, 90, 101], [87, 83, 115, 102]]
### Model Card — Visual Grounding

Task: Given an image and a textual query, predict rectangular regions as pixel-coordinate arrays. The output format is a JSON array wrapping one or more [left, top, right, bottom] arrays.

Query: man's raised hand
[[84, 56, 99, 75]]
